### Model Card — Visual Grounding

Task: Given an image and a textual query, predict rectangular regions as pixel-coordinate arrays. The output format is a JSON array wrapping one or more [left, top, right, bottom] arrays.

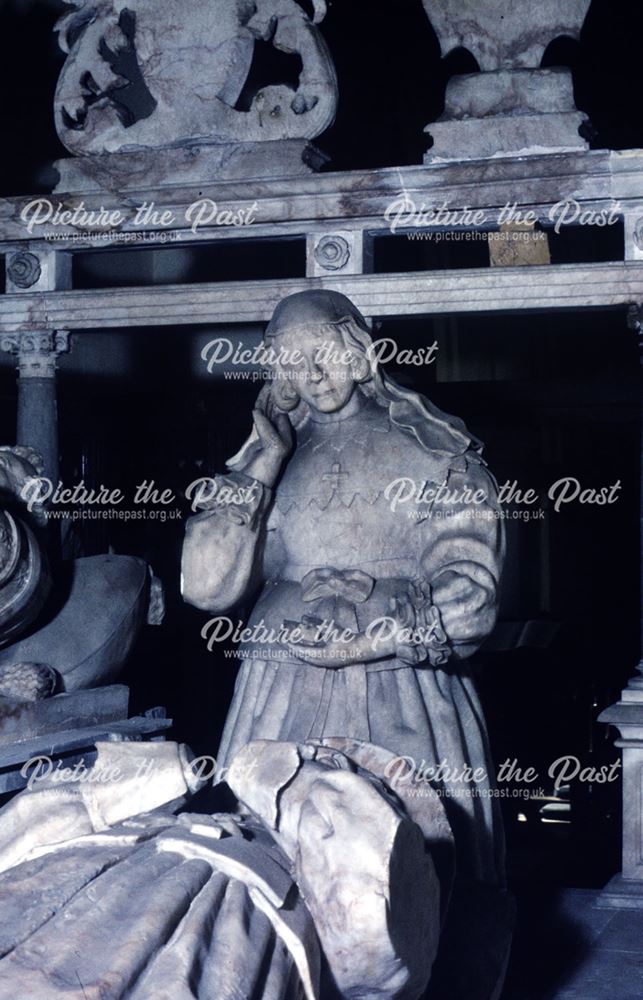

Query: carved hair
[[227, 290, 481, 472]]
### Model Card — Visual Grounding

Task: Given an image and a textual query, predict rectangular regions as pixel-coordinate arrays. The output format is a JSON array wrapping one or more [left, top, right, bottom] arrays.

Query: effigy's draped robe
[[217, 397, 505, 887]]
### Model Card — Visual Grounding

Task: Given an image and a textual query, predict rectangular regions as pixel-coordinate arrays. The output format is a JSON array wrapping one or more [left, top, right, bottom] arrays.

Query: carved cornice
[[1, 265, 643, 331]]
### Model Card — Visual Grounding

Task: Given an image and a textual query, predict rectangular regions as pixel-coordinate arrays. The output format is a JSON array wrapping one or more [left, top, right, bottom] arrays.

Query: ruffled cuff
[[390, 581, 450, 667]]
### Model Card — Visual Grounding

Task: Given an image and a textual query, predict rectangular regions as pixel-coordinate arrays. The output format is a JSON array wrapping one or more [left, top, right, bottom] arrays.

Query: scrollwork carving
[[54, 0, 338, 156]]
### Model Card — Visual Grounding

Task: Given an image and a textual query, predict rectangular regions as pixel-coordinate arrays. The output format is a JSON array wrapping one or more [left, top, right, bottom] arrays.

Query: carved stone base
[[425, 69, 590, 162], [53, 140, 329, 194], [597, 874, 643, 910], [426, 112, 589, 163]]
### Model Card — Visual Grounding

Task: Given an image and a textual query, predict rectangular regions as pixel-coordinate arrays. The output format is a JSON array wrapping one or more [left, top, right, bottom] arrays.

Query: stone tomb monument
[[0, 290, 512, 999], [0, 0, 641, 995]]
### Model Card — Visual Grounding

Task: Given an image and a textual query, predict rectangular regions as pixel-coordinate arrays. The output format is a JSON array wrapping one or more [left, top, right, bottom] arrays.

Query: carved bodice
[[266, 398, 456, 581]]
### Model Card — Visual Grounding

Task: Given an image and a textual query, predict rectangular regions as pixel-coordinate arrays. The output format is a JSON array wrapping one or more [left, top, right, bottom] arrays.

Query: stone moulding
[[1, 150, 642, 330], [0, 263, 642, 331], [1, 149, 642, 247]]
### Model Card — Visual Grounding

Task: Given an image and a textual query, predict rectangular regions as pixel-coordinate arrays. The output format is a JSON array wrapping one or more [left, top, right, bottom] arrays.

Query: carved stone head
[[263, 289, 372, 414]]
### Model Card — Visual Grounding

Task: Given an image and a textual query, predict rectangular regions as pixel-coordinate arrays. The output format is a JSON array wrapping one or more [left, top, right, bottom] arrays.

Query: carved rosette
[[0, 332, 70, 379], [314, 235, 351, 272], [6, 253, 41, 290]]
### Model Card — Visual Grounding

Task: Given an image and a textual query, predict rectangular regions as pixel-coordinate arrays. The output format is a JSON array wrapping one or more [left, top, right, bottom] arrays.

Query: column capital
[[0, 330, 70, 378]]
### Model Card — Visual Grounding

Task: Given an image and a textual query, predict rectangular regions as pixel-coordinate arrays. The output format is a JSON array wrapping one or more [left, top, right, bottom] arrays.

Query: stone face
[[53, 0, 337, 159]]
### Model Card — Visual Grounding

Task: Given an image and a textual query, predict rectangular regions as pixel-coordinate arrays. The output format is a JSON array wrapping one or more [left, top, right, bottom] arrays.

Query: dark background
[[0, 0, 641, 948]]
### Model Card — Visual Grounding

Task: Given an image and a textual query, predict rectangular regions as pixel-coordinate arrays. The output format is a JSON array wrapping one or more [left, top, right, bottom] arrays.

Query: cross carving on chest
[[322, 463, 349, 492]]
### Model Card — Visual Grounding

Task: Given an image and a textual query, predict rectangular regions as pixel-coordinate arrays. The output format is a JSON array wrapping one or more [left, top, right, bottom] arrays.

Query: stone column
[[597, 303, 643, 908], [0, 331, 70, 483]]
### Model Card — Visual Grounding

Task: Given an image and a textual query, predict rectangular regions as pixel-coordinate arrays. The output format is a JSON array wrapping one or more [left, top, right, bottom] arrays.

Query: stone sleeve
[[181, 473, 272, 613], [418, 457, 505, 660]]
